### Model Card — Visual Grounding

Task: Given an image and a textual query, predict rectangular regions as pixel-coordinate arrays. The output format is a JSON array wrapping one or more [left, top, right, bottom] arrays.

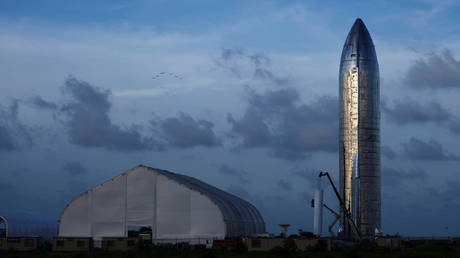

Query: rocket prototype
[[339, 18, 380, 238]]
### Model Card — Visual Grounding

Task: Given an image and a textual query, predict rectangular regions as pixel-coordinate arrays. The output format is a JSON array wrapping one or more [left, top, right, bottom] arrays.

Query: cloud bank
[[405, 49, 460, 90], [401, 137, 460, 161], [228, 88, 338, 160], [60, 76, 158, 151], [0, 100, 32, 151]]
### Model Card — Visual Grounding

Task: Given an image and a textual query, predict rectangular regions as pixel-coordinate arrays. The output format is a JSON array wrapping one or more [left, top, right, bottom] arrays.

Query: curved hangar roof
[[59, 165, 265, 240]]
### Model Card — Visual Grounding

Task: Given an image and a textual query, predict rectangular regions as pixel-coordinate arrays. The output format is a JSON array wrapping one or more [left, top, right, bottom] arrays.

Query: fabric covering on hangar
[[58, 165, 265, 241]]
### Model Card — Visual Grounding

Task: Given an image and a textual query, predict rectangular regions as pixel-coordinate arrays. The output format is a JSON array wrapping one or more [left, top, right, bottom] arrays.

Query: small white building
[[58, 165, 265, 243]]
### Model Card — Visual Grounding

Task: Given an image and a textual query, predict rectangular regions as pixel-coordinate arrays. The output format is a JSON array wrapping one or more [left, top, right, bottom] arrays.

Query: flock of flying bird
[[152, 72, 183, 80]]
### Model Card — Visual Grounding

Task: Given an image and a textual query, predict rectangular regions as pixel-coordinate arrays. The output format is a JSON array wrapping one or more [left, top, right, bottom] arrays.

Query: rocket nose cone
[[349, 19, 364, 35], [353, 18, 367, 31], [341, 18, 377, 62], [345, 18, 373, 46]]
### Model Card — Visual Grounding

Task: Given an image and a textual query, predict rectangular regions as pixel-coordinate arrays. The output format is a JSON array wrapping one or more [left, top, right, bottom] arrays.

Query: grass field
[[1, 247, 460, 258]]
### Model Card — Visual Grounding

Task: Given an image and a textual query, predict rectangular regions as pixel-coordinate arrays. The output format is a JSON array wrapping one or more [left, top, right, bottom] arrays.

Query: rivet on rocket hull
[[339, 18, 381, 239]]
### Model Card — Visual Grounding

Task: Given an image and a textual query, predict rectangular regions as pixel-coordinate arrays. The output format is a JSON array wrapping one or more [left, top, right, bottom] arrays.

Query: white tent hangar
[[58, 165, 265, 242]]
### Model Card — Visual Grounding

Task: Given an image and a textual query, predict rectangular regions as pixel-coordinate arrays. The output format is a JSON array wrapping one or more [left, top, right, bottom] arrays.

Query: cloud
[[217, 164, 249, 184], [277, 179, 293, 191], [401, 137, 460, 161], [30, 96, 58, 110], [290, 167, 317, 185], [382, 99, 451, 125], [447, 119, 460, 135], [0, 100, 32, 151], [216, 48, 268, 78], [382, 166, 428, 187], [226, 185, 251, 200], [0, 124, 15, 150], [59, 76, 159, 151], [66, 180, 88, 196], [154, 112, 221, 148], [228, 88, 338, 160], [430, 180, 460, 205], [381, 146, 396, 160], [227, 110, 272, 148], [382, 98, 460, 136], [182, 154, 196, 160], [220, 48, 338, 160], [404, 49, 460, 90], [218, 164, 243, 176], [215, 48, 286, 85], [62, 161, 86, 175], [248, 87, 299, 113], [37, 76, 220, 151]]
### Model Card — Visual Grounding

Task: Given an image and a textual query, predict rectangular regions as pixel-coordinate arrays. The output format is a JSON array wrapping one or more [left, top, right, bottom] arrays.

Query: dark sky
[[1, 0, 460, 236]]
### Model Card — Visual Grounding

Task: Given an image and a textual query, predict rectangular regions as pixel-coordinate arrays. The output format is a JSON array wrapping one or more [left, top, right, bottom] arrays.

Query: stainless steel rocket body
[[339, 19, 381, 238]]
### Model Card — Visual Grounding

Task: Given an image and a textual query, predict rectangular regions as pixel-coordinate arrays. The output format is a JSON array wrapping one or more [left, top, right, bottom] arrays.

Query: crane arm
[[319, 171, 361, 241], [323, 203, 340, 238]]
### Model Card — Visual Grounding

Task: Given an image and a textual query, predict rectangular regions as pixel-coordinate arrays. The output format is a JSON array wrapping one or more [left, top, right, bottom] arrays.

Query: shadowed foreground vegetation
[[1, 247, 460, 258]]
